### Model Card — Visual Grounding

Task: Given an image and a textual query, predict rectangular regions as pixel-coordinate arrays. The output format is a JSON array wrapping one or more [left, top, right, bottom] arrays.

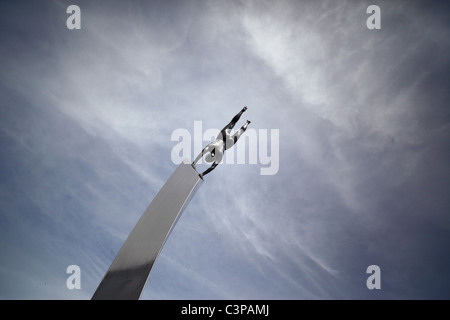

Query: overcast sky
[[0, 0, 449, 299]]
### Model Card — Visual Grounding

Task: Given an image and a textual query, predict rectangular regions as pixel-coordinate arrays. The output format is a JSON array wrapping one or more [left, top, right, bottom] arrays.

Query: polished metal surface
[[192, 106, 250, 177], [92, 162, 203, 300]]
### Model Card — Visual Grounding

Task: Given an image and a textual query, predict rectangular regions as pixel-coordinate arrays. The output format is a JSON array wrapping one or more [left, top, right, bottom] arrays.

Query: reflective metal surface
[[192, 106, 250, 177], [92, 162, 203, 300]]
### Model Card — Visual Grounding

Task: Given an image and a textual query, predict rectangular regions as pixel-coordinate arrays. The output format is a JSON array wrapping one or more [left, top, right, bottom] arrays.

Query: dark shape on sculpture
[[192, 106, 251, 178]]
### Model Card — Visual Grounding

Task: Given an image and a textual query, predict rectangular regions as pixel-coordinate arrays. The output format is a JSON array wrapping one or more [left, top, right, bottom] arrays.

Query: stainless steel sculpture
[[92, 108, 250, 299], [192, 106, 250, 178], [92, 161, 202, 299]]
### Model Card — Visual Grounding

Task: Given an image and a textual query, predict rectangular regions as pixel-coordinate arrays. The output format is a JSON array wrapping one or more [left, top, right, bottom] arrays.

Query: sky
[[0, 0, 449, 299]]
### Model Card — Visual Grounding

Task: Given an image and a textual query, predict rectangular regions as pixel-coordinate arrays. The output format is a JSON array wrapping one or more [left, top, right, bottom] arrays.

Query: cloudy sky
[[1, 0, 449, 299]]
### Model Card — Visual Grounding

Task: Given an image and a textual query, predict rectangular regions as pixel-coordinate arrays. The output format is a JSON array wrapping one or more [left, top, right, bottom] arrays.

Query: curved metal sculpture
[[92, 107, 250, 299]]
